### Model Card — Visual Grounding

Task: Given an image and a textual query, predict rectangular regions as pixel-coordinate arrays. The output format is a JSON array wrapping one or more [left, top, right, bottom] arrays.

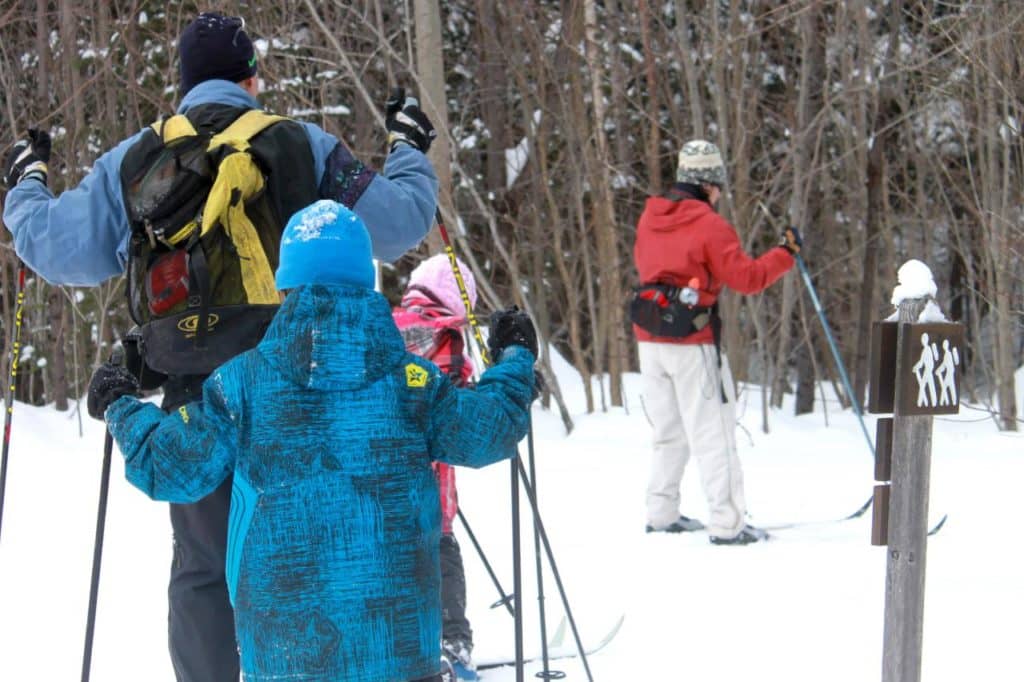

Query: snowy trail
[[0, 368, 1021, 680]]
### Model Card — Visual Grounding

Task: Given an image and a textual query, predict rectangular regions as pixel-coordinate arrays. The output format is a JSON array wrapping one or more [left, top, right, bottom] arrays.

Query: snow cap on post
[[276, 200, 375, 291], [889, 259, 947, 322], [405, 253, 477, 319], [676, 139, 727, 187], [178, 12, 257, 95]]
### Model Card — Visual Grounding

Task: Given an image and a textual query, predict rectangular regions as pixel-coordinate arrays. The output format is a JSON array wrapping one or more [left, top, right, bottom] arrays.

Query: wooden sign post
[[869, 296, 962, 682]]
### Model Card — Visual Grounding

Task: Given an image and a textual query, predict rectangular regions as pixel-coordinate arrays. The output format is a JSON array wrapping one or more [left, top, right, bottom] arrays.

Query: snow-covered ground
[[0, 360, 1021, 681]]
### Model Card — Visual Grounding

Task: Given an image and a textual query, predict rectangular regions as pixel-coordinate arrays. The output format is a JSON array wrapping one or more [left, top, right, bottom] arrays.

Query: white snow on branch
[[619, 43, 643, 63], [287, 105, 351, 117], [504, 110, 543, 189], [505, 138, 530, 189]]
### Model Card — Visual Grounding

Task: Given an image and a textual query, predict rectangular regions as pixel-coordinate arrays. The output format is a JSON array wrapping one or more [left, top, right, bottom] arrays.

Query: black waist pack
[[628, 284, 713, 338]]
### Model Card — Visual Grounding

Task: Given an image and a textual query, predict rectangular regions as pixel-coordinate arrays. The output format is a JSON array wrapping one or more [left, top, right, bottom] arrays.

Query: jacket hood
[[640, 196, 715, 233], [177, 79, 260, 114], [257, 284, 408, 391]]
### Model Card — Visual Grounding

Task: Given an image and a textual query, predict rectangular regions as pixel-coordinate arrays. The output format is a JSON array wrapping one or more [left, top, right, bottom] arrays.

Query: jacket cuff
[[319, 143, 377, 208]]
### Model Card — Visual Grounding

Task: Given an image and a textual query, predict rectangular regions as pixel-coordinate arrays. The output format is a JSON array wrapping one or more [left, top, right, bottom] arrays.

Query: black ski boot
[[709, 524, 769, 545], [645, 514, 705, 533], [442, 639, 478, 680]]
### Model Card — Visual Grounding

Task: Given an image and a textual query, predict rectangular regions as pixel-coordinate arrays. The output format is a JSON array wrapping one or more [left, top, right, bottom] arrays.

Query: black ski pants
[[440, 533, 473, 645], [163, 377, 240, 682]]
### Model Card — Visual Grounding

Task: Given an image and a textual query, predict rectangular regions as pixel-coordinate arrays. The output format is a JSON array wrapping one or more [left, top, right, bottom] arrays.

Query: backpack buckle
[[143, 219, 157, 249]]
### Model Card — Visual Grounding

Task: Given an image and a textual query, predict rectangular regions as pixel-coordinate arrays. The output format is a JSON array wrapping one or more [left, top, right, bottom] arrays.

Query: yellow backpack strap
[[199, 109, 287, 306], [201, 153, 277, 304], [149, 114, 198, 143], [207, 109, 287, 153]]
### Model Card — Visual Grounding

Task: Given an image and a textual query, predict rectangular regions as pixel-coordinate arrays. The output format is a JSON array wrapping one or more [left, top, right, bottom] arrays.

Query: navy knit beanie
[[276, 200, 376, 291], [179, 12, 258, 95]]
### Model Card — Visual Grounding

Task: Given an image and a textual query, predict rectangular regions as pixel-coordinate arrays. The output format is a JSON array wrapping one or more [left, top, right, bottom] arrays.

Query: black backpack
[[121, 109, 290, 375]]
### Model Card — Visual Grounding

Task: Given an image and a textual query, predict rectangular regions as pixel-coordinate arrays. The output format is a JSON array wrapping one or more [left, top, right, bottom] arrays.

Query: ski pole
[[510, 448, 524, 682], [515, 457, 594, 682], [0, 265, 27, 544], [794, 253, 875, 458], [82, 428, 113, 682], [434, 208, 523, 677], [527, 423, 559, 680], [436, 209, 590, 678], [82, 345, 122, 682], [456, 508, 516, 616], [435, 210, 491, 368]]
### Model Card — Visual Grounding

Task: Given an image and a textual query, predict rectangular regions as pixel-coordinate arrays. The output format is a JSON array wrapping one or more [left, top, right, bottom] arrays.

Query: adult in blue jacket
[[2, 13, 438, 682], [87, 200, 538, 682]]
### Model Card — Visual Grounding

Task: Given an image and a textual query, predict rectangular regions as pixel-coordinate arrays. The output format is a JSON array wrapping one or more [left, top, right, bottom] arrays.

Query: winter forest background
[[0, 0, 1020, 432]]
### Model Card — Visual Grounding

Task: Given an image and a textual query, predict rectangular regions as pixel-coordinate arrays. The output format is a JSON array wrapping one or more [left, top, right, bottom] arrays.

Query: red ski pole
[[0, 265, 27, 544]]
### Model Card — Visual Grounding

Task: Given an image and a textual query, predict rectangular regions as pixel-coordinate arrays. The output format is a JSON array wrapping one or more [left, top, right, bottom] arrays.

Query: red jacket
[[393, 295, 475, 535], [633, 195, 794, 344]]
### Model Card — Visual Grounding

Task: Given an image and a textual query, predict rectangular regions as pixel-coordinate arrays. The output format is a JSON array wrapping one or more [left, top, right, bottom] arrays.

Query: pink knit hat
[[407, 253, 477, 316]]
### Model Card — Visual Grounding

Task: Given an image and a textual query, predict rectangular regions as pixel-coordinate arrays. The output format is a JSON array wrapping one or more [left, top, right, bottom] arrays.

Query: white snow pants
[[639, 342, 746, 538]]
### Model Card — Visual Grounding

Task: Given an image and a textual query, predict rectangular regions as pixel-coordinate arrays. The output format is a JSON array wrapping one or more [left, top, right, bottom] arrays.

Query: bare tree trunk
[[674, 0, 704, 138], [582, 0, 625, 407], [637, 0, 661, 192], [413, 0, 449, 253], [793, 3, 827, 415]]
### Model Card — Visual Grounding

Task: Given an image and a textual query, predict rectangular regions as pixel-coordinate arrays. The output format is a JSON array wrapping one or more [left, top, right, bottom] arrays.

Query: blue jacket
[[3, 80, 438, 285], [106, 284, 535, 682]]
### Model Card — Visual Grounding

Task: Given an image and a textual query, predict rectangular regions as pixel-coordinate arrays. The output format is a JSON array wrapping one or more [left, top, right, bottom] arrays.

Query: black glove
[[385, 87, 437, 153], [780, 226, 803, 255], [4, 129, 51, 188], [123, 327, 169, 391], [487, 305, 538, 360], [87, 353, 140, 420]]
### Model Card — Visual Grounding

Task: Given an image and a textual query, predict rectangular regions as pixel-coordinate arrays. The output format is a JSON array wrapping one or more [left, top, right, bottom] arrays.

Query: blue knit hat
[[276, 200, 375, 291], [179, 13, 258, 95]]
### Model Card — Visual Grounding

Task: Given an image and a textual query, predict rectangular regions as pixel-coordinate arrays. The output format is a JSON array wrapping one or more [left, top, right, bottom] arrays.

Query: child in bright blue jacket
[[88, 200, 537, 682]]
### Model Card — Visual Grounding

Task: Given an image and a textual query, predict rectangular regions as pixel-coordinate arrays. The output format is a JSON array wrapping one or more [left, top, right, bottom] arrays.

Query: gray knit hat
[[675, 139, 726, 187]]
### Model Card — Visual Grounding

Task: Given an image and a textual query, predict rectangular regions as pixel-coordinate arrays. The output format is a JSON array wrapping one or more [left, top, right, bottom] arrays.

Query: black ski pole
[[435, 209, 524, 679], [527, 422, 561, 680], [82, 345, 122, 682], [0, 265, 27, 544], [510, 450, 524, 682], [516, 457, 594, 682], [437, 209, 583, 677], [456, 508, 515, 616], [82, 428, 114, 682]]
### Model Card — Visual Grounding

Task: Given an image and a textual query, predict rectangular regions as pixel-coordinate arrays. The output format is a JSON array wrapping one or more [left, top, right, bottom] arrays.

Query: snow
[[505, 138, 530, 189], [1, 359, 1021, 680], [917, 298, 949, 323], [287, 105, 352, 117], [281, 199, 344, 243], [891, 259, 938, 305]]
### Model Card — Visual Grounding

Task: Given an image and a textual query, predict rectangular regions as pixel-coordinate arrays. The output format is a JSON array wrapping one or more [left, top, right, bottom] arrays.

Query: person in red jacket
[[632, 139, 802, 545], [392, 254, 481, 679]]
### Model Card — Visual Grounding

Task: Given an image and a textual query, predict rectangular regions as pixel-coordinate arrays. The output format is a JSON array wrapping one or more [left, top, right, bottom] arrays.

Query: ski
[[476, 615, 625, 672], [757, 497, 948, 537], [756, 495, 873, 531]]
